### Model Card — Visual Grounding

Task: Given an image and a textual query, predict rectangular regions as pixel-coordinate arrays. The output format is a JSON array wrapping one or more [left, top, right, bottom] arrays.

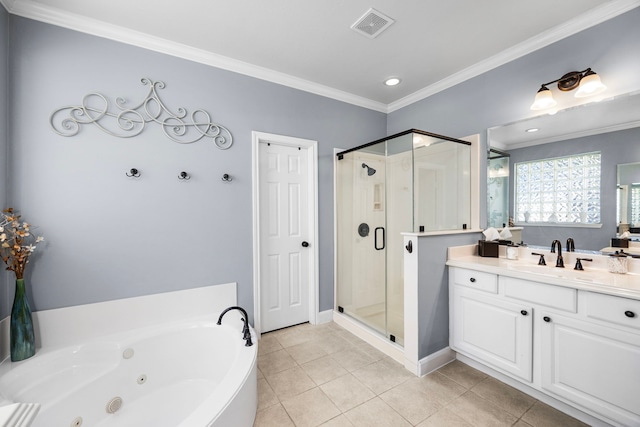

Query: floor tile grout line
[[256, 322, 588, 427]]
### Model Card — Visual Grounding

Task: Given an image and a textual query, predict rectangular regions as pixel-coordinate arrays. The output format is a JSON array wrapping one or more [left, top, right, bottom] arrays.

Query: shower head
[[361, 163, 376, 176]]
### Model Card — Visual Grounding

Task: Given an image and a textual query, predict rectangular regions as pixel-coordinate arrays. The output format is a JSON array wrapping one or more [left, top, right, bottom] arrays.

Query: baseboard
[[316, 309, 333, 325], [417, 346, 456, 377], [0, 316, 8, 362]]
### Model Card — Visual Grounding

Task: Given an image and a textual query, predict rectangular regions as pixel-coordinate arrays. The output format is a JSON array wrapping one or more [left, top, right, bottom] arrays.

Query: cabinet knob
[[521, 310, 528, 316], [543, 316, 551, 323], [625, 310, 636, 318], [469, 277, 476, 283]]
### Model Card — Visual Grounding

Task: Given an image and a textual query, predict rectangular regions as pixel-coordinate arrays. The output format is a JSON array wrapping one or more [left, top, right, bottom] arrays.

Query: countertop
[[447, 245, 640, 301]]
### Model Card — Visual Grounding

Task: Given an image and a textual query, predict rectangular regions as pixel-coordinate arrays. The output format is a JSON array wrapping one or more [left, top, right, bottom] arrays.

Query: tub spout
[[217, 306, 254, 347]]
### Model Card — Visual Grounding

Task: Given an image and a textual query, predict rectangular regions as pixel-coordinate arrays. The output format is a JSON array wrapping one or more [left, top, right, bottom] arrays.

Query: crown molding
[[387, 0, 640, 113], [0, 0, 16, 12], [0, 0, 388, 113], [1, 0, 638, 114]]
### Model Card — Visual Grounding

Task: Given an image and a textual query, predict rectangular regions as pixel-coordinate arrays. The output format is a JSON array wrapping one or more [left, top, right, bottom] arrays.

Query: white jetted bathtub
[[0, 284, 257, 427]]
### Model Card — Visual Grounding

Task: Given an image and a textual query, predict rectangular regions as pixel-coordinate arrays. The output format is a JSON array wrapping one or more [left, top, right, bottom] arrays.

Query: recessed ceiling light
[[384, 77, 401, 86], [525, 128, 539, 133]]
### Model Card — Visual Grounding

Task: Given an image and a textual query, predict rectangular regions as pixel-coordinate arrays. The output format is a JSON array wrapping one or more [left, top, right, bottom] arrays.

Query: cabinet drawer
[[452, 268, 497, 293], [585, 292, 640, 331], [502, 276, 577, 312]]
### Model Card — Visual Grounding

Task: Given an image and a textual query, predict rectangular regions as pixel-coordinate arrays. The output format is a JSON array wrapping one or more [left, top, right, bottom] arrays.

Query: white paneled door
[[258, 140, 313, 333]]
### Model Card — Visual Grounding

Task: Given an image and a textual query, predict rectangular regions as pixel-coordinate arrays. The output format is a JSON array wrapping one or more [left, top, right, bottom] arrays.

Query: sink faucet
[[217, 306, 253, 346], [566, 238, 575, 252], [551, 240, 564, 268]]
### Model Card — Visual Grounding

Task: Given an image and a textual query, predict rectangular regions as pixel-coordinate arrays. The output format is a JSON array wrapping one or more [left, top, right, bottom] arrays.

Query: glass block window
[[514, 152, 601, 224], [631, 185, 640, 226]]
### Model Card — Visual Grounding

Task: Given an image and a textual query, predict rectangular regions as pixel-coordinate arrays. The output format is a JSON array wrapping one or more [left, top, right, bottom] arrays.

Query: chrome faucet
[[217, 306, 253, 346], [551, 240, 564, 268], [566, 238, 575, 252]]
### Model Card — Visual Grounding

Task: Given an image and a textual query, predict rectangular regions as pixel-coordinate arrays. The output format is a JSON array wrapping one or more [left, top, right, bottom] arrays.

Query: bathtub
[[0, 315, 257, 427]]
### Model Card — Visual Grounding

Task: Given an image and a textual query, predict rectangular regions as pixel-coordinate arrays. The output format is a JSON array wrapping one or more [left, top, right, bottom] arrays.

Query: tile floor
[[254, 321, 589, 427]]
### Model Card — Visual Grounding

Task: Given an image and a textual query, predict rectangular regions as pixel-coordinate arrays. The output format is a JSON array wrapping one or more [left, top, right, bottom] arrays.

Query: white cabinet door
[[540, 312, 640, 427], [452, 286, 533, 381]]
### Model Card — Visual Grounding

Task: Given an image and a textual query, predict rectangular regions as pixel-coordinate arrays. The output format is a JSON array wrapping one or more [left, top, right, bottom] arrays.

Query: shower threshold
[[332, 310, 404, 365]]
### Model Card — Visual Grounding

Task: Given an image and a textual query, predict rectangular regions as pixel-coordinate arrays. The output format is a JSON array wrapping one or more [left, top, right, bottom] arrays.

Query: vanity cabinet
[[540, 311, 640, 427], [451, 280, 532, 381], [449, 267, 640, 427]]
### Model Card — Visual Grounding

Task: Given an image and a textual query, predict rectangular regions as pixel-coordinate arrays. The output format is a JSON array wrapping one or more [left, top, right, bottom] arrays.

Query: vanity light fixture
[[530, 68, 606, 110], [384, 77, 401, 86]]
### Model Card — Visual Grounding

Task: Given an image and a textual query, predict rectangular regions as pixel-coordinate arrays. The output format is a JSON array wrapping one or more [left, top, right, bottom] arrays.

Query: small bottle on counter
[[506, 244, 519, 260], [608, 251, 628, 274]]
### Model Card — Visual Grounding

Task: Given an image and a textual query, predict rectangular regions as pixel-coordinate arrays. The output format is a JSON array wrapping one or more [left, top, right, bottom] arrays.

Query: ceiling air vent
[[351, 8, 395, 39]]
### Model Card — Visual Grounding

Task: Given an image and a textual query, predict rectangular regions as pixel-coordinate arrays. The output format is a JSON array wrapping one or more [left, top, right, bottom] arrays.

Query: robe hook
[[178, 171, 191, 180], [222, 173, 233, 182], [126, 168, 141, 178]]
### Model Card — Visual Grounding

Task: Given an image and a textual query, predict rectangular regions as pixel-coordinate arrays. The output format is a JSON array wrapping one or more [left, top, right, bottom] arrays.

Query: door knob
[[302, 241, 309, 247]]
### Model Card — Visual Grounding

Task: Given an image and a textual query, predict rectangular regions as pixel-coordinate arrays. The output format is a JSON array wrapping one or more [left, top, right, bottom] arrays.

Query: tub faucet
[[566, 238, 575, 252], [550, 240, 564, 268], [217, 306, 253, 347]]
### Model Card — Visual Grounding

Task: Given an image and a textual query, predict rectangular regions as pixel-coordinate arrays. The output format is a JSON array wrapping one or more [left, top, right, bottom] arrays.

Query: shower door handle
[[374, 227, 385, 250]]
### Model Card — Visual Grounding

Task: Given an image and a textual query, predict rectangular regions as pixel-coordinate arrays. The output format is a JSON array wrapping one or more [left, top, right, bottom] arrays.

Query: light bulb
[[530, 87, 557, 110], [384, 77, 401, 86], [575, 72, 606, 98]]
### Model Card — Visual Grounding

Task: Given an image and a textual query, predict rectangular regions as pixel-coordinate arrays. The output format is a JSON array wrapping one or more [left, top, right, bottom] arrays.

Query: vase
[[10, 278, 35, 362]]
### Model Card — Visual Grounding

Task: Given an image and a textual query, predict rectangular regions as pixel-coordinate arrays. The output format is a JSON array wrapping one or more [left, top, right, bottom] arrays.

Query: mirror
[[617, 162, 640, 235], [487, 90, 640, 251]]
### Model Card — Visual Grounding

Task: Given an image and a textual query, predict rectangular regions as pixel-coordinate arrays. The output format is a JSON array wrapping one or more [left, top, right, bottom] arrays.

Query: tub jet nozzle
[[106, 396, 123, 414]]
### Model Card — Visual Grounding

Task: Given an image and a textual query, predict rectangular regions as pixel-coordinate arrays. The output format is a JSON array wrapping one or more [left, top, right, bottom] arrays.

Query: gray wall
[[508, 127, 640, 250], [388, 8, 640, 136], [417, 233, 481, 359], [3, 16, 386, 320], [0, 6, 8, 318]]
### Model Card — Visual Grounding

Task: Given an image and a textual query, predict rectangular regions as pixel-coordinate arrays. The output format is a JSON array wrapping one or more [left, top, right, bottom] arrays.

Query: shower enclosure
[[336, 130, 471, 346], [487, 148, 510, 228]]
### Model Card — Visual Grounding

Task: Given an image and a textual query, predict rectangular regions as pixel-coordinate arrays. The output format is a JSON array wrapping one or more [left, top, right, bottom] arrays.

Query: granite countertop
[[447, 245, 640, 301]]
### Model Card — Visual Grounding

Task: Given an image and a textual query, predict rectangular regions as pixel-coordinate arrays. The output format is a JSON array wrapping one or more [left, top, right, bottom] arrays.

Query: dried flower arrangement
[[0, 208, 44, 279]]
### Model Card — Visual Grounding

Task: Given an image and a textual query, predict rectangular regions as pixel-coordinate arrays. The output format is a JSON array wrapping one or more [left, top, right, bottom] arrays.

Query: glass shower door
[[384, 133, 413, 345], [336, 142, 388, 337]]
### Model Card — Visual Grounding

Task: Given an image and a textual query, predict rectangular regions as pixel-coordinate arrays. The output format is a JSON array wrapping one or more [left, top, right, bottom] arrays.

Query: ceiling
[[3, 0, 640, 112]]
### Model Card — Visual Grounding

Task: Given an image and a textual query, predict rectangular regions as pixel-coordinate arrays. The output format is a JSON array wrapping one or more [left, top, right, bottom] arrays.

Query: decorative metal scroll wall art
[[50, 78, 233, 149]]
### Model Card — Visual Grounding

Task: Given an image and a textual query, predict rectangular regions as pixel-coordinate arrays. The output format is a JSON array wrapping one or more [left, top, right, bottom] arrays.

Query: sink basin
[[505, 261, 605, 284]]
